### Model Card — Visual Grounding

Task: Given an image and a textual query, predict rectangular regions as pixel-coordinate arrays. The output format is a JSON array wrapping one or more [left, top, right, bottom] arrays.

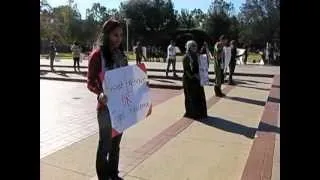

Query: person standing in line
[[223, 40, 232, 83], [199, 41, 213, 85], [146, 45, 151, 61], [243, 44, 248, 65], [228, 40, 244, 85], [182, 40, 208, 120], [71, 41, 81, 72], [49, 40, 56, 72], [213, 35, 226, 97], [87, 18, 128, 180], [135, 41, 147, 64], [156, 46, 161, 62], [151, 45, 156, 62], [200, 42, 212, 67], [166, 40, 177, 77]]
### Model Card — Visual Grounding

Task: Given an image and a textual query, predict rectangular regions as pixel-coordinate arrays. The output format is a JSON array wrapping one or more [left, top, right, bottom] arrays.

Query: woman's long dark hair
[[96, 18, 125, 67]]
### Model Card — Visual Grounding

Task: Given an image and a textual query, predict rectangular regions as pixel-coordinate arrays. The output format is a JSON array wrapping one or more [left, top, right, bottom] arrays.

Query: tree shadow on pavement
[[257, 122, 280, 134], [272, 84, 280, 88], [267, 96, 280, 103], [153, 79, 176, 84], [55, 72, 69, 77], [236, 85, 271, 91], [197, 116, 280, 139], [40, 71, 48, 75], [236, 79, 270, 85], [225, 96, 266, 106]]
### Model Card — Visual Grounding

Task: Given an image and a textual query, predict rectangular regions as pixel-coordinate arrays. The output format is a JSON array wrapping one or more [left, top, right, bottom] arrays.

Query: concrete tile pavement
[[40, 84, 229, 180], [40, 82, 185, 179], [40, 63, 279, 180], [40, 80, 182, 159], [125, 84, 269, 180], [40, 59, 280, 76]]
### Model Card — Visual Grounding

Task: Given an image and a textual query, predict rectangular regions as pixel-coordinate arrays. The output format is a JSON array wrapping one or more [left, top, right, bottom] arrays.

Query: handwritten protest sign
[[103, 64, 152, 137], [199, 54, 209, 86]]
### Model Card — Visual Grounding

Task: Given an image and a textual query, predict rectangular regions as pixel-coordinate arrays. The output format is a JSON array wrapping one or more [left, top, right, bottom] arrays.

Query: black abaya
[[182, 54, 208, 120]]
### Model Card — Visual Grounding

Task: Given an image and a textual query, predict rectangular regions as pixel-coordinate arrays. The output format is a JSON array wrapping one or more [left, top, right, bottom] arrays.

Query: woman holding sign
[[87, 19, 127, 180], [182, 40, 208, 120]]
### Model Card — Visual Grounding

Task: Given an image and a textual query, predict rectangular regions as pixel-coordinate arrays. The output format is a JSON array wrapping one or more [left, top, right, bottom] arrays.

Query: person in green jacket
[[49, 40, 56, 72], [213, 35, 227, 97]]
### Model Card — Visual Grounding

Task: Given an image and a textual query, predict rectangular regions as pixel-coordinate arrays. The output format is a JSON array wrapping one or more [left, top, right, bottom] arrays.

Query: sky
[[47, 0, 245, 19]]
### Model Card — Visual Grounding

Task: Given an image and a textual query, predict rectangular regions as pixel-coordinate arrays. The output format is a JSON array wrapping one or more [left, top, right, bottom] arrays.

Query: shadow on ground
[[236, 85, 271, 91], [225, 96, 266, 106], [153, 79, 176, 84], [236, 79, 270, 85], [55, 72, 69, 77], [40, 71, 48, 75], [197, 116, 280, 139], [267, 97, 280, 103]]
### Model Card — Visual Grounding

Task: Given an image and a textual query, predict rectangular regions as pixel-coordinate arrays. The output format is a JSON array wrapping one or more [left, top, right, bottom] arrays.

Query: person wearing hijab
[[182, 40, 208, 120]]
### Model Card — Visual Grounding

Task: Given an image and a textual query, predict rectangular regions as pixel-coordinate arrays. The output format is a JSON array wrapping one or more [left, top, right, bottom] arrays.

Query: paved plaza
[[40, 59, 280, 180]]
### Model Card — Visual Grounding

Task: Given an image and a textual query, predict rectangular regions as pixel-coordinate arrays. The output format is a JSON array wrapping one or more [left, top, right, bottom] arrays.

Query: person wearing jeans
[[87, 19, 128, 180], [166, 40, 177, 77], [71, 41, 81, 71], [229, 40, 244, 85]]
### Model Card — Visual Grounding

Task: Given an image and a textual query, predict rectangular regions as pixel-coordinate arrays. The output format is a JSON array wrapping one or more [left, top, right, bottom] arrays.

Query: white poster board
[[103, 64, 152, 134], [199, 54, 209, 86], [223, 46, 232, 73], [236, 48, 245, 65]]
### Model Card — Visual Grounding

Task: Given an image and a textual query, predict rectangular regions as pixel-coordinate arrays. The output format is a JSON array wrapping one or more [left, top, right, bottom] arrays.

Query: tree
[[177, 8, 206, 29], [191, 9, 206, 27], [120, 0, 178, 44], [177, 9, 196, 28], [85, 3, 108, 24], [204, 0, 235, 41], [238, 0, 280, 46]]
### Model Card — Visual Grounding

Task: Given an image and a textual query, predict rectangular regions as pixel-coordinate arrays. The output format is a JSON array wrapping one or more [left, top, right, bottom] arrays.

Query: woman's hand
[[98, 92, 108, 104]]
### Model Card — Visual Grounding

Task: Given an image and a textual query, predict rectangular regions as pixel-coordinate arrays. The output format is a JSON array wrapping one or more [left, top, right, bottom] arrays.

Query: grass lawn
[[247, 52, 262, 63]]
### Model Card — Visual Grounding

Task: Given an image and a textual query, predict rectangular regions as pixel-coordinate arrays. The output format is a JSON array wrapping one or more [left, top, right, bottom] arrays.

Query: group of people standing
[[182, 35, 244, 120], [85, 16, 247, 180], [47, 41, 82, 72], [134, 42, 172, 64]]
